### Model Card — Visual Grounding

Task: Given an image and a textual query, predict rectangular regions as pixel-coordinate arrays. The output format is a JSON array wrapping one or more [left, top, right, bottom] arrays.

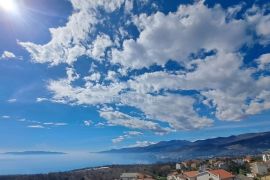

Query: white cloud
[[53, 123, 68, 126], [18, 0, 125, 65], [17, 0, 270, 134], [2, 115, 10, 119], [129, 141, 156, 147], [245, 4, 270, 45], [126, 131, 143, 136], [88, 34, 113, 60], [27, 125, 45, 129], [120, 92, 213, 130], [18, 118, 26, 122], [7, 99, 17, 103], [43, 122, 54, 125], [125, 0, 133, 13], [42, 122, 68, 126], [36, 97, 48, 102], [48, 78, 126, 105], [100, 109, 171, 134], [84, 120, 93, 126], [112, 136, 125, 143], [112, 131, 143, 144], [84, 72, 101, 82], [112, 2, 249, 69], [1, 51, 17, 59], [95, 122, 106, 127], [257, 53, 270, 70]]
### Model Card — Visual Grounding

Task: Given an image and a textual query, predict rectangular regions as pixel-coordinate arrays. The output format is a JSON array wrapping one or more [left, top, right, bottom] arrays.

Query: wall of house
[[197, 172, 220, 180]]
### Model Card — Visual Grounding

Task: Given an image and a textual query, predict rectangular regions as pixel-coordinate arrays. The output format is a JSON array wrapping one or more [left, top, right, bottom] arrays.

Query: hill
[[103, 131, 270, 159]]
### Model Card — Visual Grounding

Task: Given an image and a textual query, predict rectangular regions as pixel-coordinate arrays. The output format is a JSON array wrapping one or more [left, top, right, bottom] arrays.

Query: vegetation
[[0, 163, 175, 180]]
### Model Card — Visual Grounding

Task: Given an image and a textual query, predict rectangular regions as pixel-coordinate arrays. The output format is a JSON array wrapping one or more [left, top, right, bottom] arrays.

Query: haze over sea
[[0, 152, 154, 175]]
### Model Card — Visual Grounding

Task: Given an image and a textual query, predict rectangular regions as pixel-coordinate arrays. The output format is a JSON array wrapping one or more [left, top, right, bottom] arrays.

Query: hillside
[[103, 131, 270, 159]]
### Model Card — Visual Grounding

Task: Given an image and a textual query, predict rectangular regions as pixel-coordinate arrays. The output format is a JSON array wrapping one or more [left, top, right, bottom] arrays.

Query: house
[[263, 151, 270, 162], [167, 172, 186, 180], [197, 169, 235, 180], [214, 161, 227, 169], [250, 162, 270, 176], [176, 163, 185, 170], [167, 171, 198, 180], [120, 173, 155, 180], [235, 174, 253, 180], [191, 162, 198, 169], [183, 171, 199, 180], [168, 169, 234, 180]]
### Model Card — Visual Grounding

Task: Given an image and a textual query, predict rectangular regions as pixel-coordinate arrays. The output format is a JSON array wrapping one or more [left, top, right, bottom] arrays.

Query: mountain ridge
[[102, 131, 270, 159]]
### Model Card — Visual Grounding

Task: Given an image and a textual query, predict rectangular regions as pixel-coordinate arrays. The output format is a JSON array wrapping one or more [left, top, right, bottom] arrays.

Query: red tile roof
[[209, 169, 235, 179], [183, 171, 199, 177]]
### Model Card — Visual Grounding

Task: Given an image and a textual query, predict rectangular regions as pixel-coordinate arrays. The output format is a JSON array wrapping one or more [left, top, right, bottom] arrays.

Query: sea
[[0, 152, 159, 175]]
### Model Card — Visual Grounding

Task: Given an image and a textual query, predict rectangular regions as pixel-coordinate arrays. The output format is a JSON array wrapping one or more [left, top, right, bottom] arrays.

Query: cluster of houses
[[250, 151, 270, 178], [118, 151, 270, 180], [167, 169, 235, 180]]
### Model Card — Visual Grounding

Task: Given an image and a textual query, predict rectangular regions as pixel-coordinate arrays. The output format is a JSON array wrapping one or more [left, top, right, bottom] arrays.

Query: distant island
[[3, 151, 66, 155]]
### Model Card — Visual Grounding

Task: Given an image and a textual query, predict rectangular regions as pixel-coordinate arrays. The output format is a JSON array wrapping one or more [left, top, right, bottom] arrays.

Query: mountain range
[[103, 131, 270, 160]]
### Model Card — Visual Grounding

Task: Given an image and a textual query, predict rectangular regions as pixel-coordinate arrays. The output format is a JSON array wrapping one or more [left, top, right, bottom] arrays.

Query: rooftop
[[183, 171, 199, 177], [209, 169, 235, 179]]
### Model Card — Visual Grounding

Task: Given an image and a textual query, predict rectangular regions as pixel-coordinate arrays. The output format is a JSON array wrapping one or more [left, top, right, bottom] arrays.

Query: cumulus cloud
[[257, 53, 270, 70], [18, 0, 270, 134], [88, 34, 113, 60], [246, 5, 270, 44], [100, 109, 171, 134], [112, 1, 249, 69], [0, 51, 17, 59], [18, 0, 124, 65]]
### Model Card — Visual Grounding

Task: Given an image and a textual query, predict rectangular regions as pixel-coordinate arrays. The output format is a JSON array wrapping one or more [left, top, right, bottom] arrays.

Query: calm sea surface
[[0, 152, 157, 175]]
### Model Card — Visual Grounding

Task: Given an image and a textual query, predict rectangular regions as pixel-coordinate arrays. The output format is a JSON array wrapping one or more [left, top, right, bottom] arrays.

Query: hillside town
[[118, 151, 270, 180]]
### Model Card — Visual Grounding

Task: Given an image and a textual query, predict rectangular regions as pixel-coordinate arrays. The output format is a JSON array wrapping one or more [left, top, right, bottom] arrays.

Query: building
[[235, 174, 253, 180], [168, 169, 235, 180], [250, 162, 270, 176], [176, 163, 184, 170], [263, 151, 270, 162], [197, 169, 235, 180], [191, 162, 198, 169], [214, 161, 227, 169], [167, 171, 198, 180], [167, 172, 186, 180], [183, 171, 199, 180], [120, 173, 154, 180]]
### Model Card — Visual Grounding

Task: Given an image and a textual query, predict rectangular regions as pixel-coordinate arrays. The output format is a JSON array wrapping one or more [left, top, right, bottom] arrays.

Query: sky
[[0, 0, 270, 152]]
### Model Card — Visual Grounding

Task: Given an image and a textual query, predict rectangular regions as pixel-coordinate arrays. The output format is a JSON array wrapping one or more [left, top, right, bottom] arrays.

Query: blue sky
[[0, 0, 270, 152]]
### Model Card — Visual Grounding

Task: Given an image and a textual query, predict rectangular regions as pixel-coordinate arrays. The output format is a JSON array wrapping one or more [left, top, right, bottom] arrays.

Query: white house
[[250, 162, 270, 176], [176, 163, 184, 170], [197, 169, 235, 180], [262, 152, 270, 162]]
